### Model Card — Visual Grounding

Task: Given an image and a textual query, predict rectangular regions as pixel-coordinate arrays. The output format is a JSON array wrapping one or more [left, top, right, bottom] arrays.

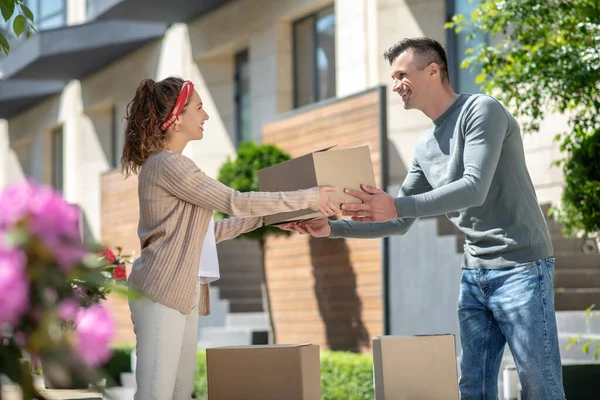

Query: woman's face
[[177, 91, 209, 141]]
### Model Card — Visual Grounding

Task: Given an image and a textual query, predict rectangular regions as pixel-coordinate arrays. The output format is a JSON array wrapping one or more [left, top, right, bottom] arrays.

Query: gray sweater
[[330, 94, 553, 269]]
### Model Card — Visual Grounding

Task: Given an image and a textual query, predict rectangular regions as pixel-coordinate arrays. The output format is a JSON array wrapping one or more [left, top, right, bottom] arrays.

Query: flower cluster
[[71, 246, 131, 307], [0, 180, 118, 398]]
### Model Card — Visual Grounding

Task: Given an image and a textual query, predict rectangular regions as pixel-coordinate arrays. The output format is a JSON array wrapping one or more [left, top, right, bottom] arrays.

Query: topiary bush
[[216, 141, 293, 242]]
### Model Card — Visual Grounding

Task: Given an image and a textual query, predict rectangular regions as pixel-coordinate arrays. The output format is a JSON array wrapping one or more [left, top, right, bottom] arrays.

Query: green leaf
[[21, 3, 34, 22], [475, 73, 486, 84], [0, 0, 15, 22], [0, 32, 9, 55], [13, 14, 26, 37]]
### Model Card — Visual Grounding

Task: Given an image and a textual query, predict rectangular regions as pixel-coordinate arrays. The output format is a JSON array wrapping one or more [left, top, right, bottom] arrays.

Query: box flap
[[313, 145, 337, 153], [210, 343, 314, 350]]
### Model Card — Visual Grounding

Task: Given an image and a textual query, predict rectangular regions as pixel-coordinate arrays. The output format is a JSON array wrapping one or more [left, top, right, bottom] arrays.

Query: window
[[446, 0, 487, 94], [25, 0, 66, 31], [51, 125, 63, 192], [234, 49, 251, 145], [293, 5, 336, 108]]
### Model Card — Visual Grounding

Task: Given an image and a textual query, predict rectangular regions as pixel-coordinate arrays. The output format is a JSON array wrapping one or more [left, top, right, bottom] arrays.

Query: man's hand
[[341, 184, 398, 222], [276, 218, 331, 238]]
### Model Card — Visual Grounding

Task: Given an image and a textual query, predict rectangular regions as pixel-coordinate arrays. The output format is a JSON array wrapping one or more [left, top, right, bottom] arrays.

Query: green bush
[[194, 350, 208, 399], [320, 351, 374, 400], [555, 128, 600, 237], [216, 141, 293, 242], [100, 344, 135, 387]]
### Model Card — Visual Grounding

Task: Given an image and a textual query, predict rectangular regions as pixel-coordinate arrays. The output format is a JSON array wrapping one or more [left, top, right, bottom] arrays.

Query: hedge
[[103, 346, 374, 399]]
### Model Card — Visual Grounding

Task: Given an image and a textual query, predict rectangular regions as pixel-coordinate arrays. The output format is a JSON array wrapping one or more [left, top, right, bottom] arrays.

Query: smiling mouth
[[399, 89, 411, 100]]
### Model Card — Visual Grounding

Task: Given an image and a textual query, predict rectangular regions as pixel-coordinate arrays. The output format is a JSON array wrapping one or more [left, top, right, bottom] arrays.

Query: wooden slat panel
[[263, 89, 384, 353]]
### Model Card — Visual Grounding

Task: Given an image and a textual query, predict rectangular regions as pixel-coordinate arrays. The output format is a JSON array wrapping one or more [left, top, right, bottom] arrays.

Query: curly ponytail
[[121, 76, 185, 177]]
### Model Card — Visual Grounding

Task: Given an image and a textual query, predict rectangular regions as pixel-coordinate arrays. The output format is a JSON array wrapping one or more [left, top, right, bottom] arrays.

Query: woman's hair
[[121, 76, 185, 177]]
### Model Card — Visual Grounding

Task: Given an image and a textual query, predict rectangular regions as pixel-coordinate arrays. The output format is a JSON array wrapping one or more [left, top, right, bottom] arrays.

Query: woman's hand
[[318, 186, 343, 217]]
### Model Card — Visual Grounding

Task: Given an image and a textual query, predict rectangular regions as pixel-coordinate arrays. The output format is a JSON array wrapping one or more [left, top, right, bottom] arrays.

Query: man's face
[[390, 50, 433, 111]]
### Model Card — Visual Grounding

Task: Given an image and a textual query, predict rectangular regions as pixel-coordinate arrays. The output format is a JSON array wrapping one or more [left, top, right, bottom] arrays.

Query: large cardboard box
[[257, 145, 377, 225], [206, 344, 321, 400], [373, 334, 459, 400]]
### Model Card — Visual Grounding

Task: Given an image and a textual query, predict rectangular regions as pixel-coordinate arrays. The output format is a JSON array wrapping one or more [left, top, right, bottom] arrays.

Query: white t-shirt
[[199, 216, 220, 283]]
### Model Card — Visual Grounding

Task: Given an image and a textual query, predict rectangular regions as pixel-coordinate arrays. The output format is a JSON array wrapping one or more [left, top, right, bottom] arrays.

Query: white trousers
[[129, 278, 200, 400]]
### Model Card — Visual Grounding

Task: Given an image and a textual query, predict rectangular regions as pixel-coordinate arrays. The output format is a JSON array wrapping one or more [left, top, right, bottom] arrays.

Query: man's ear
[[428, 63, 440, 80]]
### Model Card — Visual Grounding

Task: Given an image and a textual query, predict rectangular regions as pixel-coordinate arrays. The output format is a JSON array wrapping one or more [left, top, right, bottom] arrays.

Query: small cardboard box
[[206, 344, 321, 400], [257, 145, 377, 225], [373, 334, 459, 400]]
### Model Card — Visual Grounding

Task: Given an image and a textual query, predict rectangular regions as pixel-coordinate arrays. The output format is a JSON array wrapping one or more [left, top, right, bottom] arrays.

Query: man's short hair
[[383, 37, 450, 82]]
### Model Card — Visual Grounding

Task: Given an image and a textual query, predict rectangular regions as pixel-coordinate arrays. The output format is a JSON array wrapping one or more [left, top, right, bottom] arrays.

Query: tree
[[216, 141, 293, 343], [0, 0, 36, 55], [446, 0, 600, 238]]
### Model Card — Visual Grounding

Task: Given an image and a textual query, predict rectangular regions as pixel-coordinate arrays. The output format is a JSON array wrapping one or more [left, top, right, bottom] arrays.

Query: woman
[[121, 76, 340, 400]]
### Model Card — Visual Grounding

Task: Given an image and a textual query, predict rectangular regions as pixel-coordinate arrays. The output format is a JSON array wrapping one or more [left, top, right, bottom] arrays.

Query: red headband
[[160, 80, 195, 131]]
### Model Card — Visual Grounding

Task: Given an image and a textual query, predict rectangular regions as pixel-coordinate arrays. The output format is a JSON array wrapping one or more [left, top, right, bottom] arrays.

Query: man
[[282, 37, 565, 399]]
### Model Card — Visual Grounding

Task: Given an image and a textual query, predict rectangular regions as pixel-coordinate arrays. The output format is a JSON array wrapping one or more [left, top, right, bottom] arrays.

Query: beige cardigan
[[127, 150, 319, 314]]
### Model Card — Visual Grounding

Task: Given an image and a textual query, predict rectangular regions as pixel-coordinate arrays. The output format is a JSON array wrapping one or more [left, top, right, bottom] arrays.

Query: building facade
[[2, 0, 596, 357]]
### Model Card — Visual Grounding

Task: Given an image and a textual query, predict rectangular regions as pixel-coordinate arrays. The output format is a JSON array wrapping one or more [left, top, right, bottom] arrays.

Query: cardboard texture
[[373, 334, 459, 400], [257, 145, 377, 225], [206, 344, 321, 400]]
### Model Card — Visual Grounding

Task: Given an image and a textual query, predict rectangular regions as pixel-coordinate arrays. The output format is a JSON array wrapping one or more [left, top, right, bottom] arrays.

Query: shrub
[[320, 351, 374, 400], [193, 350, 208, 399]]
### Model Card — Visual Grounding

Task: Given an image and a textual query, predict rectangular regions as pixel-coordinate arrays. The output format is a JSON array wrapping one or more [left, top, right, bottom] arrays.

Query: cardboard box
[[206, 344, 321, 400], [373, 334, 459, 400], [257, 145, 377, 225]]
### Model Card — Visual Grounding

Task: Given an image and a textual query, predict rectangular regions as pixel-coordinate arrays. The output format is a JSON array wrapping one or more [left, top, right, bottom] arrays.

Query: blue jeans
[[458, 257, 565, 400]]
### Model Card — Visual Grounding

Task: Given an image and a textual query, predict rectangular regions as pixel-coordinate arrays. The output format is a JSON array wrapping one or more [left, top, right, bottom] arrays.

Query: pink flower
[[0, 180, 85, 270], [73, 304, 115, 366], [0, 248, 29, 326], [0, 179, 33, 229], [26, 184, 80, 241], [57, 299, 80, 322]]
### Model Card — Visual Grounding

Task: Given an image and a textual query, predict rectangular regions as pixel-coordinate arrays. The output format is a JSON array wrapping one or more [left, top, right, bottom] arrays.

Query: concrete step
[[216, 275, 264, 286], [229, 298, 264, 313], [555, 254, 600, 269], [197, 327, 254, 348], [226, 312, 269, 329], [218, 285, 263, 300], [555, 288, 600, 311], [554, 269, 600, 289]]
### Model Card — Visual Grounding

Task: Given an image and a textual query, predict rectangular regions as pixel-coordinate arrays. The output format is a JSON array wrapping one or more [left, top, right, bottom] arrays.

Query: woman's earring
[[174, 124, 181, 132]]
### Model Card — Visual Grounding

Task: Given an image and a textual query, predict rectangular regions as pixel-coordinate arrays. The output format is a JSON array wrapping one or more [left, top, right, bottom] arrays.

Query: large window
[[235, 49, 251, 145], [25, 0, 66, 31], [51, 125, 63, 192], [293, 5, 336, 108], [446, 0, 487, 94]]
